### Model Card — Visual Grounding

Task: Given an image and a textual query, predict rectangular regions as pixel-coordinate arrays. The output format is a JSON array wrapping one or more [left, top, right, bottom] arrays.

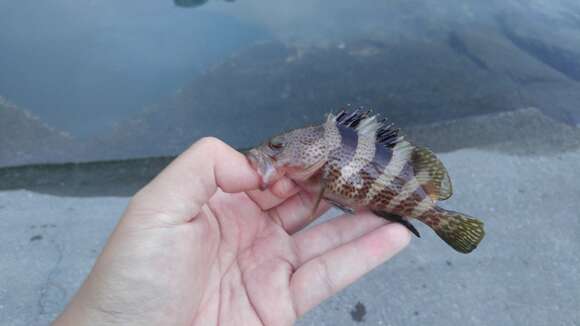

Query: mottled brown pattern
[[362, 142, 410, 206], [338, 169, 376, 202], [248, 109, 485, 253], [325, 163, 342, 183], [328, 139, 357, 170], [323, 114, 484, 253], [353, 169, 376, 201], [390, 190, 429, 217], [367, 163, 412, 208], [419, 209, 442, 228], [370, 187, 397, 209], [325, 129, 359, 200], [323, 142, 381, 207], [297, 126, 327, 164]]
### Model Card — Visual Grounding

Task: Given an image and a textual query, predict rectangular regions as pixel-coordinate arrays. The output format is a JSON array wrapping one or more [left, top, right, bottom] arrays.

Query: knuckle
[[196, 136, 224, 149], [188, 136, 228, 157]]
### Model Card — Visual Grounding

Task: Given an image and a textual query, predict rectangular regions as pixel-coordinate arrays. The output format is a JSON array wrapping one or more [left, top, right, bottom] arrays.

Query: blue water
[[1, 0, 579, 167]]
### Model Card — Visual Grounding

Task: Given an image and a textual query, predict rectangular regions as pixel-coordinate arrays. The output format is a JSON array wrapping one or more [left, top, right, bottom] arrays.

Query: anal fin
[[372, 210, 421, 238]]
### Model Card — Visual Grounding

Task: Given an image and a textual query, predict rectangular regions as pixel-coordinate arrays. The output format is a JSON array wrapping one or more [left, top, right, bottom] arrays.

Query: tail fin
[[418, 207, 485, 253]]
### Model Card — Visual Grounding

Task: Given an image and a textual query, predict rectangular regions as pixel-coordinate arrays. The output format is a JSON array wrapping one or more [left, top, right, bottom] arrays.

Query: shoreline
[[2, 107, 578, 198]]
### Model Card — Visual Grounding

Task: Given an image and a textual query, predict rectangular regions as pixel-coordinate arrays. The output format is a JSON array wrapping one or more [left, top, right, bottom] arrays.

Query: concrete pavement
[[1, 147, 579, 325]]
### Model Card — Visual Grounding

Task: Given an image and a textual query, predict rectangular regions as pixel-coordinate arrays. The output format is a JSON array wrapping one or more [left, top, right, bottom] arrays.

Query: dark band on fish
[[336, 125, 359, 162], [373, 143, 394, 170]]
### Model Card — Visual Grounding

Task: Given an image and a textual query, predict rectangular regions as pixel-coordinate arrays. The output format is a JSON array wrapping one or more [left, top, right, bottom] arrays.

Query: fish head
[[247, 126, 327, 190]]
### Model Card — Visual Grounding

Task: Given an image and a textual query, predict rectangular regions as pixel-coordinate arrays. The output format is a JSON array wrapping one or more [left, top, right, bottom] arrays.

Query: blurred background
[[1, 1, 579, 325]]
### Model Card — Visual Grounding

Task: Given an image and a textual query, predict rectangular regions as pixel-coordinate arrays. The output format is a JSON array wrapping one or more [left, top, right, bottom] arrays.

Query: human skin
[[53, 137, 410, 326]]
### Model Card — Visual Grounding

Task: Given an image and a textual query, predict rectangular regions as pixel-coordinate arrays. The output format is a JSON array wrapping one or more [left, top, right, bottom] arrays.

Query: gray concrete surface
[[1, 147, 579, 325]]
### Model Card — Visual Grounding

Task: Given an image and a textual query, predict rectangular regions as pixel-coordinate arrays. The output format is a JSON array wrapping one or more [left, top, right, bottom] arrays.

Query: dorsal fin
[[411, 146, 453, 201], [334, 108, 402, 148]]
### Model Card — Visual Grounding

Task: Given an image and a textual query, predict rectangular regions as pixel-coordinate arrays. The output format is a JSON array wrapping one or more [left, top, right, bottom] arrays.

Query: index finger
[[290, 223, 410, 317], [128, 137, 261, 225]]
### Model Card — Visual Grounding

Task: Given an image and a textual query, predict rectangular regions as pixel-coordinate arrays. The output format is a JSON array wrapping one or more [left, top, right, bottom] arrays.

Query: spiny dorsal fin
[[334, 108, 402, 148], [411, 146, 453, 201]]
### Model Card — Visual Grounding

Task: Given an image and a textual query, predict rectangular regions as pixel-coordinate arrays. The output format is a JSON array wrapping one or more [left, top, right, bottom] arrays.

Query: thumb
[[126, 137, 261, 225]]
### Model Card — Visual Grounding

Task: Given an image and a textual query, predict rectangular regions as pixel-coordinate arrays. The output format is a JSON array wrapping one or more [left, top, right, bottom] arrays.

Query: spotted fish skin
[[247, 109, 485, 253]]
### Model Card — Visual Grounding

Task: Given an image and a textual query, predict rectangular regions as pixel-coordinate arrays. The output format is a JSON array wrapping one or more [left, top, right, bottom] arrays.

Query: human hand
[[54, 137, 410, 326]]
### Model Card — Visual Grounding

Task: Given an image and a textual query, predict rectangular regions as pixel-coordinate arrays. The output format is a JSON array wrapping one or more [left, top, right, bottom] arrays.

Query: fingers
[[268, 190, 331, 235], [292, 212, 390, 264], [290, 223, 411, 317], [247, 177, 329, 235], [128, 137, 260, 225], [246, 178, 299, 210]]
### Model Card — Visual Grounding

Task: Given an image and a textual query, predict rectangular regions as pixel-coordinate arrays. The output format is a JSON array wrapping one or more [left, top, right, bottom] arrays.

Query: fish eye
[[268, 137, 284, 149]]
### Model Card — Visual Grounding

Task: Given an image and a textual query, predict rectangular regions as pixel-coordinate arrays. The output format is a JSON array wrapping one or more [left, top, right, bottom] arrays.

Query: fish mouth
[[247, 149, 280, 190]]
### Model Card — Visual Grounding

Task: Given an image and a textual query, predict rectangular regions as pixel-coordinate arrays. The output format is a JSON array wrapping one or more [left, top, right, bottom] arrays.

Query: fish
[[247, 109, 485, 253]]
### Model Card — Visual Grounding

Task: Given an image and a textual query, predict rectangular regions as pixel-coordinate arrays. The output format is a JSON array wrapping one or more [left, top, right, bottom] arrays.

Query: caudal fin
[[419, 207, 485, 253]]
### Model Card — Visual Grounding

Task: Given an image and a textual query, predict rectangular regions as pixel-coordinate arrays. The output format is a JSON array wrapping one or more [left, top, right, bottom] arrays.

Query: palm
[[185, 187, 408, 325], [192, 190, 304, 325]]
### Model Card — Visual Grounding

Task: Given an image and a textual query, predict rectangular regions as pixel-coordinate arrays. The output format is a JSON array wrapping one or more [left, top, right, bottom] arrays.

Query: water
[[1, 0, 580, 167]]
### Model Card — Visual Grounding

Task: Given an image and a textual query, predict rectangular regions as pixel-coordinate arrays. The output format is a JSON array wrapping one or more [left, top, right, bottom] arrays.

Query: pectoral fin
[[325, 198, 355, 214]]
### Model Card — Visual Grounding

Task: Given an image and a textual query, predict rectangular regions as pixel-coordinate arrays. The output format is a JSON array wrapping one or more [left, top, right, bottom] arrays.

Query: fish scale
[[247, 108, 485, 254]]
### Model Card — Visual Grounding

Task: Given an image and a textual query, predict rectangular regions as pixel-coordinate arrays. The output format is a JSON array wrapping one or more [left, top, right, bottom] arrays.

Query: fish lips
[[247, 149, 282, 190]]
